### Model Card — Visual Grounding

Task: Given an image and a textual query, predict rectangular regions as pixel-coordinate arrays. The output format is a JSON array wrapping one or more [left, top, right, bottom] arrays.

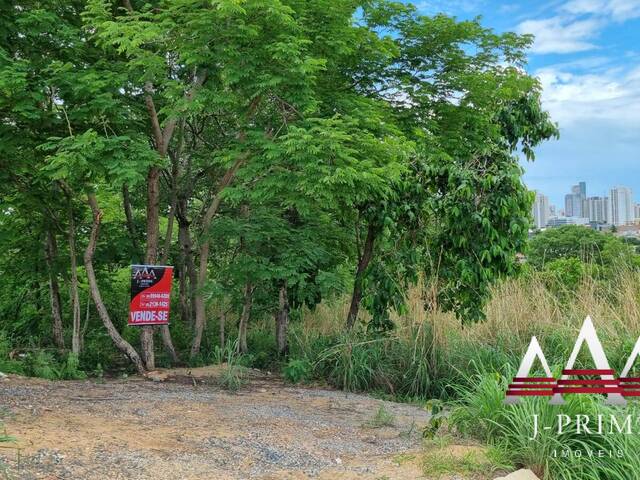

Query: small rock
[[145, 370, 169, 382], [335, 457, 342, 465], [494, 469, 540, 480]]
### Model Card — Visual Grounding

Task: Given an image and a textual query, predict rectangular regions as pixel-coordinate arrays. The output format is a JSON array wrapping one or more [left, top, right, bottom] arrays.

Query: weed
[[218, 364, 247, 391], [363, 405, 395, 428], [422, 445, 509, 479], [217, 346, 248, 392], [393, 453, 416, 464]]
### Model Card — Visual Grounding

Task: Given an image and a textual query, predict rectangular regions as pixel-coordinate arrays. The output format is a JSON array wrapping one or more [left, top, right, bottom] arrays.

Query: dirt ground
[[0, 367, 432, 479]]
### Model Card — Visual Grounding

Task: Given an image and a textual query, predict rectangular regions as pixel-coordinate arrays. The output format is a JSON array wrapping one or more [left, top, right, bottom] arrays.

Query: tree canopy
[[0, 0, 558, 372]]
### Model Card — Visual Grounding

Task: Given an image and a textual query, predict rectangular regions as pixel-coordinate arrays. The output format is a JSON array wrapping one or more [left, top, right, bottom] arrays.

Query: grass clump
[[422, 445, 510, 480], [218, 364, 248, 391], [216, 346, 248, 392], [363, 405, 395, 428]]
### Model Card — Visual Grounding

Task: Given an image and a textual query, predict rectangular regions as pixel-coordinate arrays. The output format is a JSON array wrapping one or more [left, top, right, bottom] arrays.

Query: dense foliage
[[0, 0, 557, 374]]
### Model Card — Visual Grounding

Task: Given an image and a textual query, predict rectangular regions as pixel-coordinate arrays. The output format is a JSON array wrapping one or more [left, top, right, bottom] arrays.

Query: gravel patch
[[0, 371, 430, 479]]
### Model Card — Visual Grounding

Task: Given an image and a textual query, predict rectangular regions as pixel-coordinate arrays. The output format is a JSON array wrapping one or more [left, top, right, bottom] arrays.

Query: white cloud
[[516, 0, 640, 56], [563, 0, 640, 21], [517, 16, 602, 54], [498, 4, 520, 14], [535, 65, 640, 126]]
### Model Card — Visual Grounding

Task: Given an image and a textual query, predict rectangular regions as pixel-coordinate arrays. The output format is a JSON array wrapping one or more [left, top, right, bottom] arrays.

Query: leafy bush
[[283, 358, 313, 383], [0, 332, 24, 375], [60, 353, 87, 380], [25, 350, 58, 380], [541, 257, 588, 292]]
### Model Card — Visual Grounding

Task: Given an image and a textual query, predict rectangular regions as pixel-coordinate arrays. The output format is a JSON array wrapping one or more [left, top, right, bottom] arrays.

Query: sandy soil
[[0, 367, 430, 479]]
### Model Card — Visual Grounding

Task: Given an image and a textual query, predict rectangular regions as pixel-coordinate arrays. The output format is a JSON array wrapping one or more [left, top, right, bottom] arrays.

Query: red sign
[[129, 265, 173, 326]]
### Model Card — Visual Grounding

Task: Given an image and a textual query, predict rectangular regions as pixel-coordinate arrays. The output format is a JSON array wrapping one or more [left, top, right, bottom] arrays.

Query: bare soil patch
[[0, 368, 430, 479]]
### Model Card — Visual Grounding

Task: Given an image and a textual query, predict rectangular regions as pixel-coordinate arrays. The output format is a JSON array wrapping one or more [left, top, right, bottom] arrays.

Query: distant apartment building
[[532, 191, 550, 229], [609, 186, 634, 226], [547, 216, 590, 228], [635, 203, 640, 223], [583, 196, 609, 224], [564, 182, 586, 217]]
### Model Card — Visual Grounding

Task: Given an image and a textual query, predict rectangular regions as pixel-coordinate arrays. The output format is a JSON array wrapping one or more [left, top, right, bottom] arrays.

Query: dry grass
[[297, 268, 640, 366]]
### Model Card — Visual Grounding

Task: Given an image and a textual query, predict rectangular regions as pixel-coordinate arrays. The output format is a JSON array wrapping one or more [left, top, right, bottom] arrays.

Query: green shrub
[[0, 332, 25, 375], [25, 350, 59, 380], [283, 358, 313, 383], [60, 353, 87, 380]]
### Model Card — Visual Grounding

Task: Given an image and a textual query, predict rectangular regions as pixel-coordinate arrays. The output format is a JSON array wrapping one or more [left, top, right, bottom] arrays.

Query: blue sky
[[407, 0, 640, 208]]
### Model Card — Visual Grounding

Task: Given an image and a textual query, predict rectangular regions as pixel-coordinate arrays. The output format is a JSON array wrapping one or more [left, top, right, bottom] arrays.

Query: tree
[[527, 226, 631, 269], [0, 0, 560, 373]]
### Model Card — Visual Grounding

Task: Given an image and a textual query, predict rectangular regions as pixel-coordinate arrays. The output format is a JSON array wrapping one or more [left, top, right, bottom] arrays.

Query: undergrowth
[[449, 365, 640, 480]]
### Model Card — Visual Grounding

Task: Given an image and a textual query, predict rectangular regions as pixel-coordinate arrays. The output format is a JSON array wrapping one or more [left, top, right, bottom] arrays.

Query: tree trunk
[[178, 223, 191, 326], [141, 166, 161, 370], [276, 282, 289, 355], [67, 199, 82, 355], [191, 240, 209, 357], [161, 150, 179, 266], [84, 193, 146, 375], [219, 311, 226, 350], [81, 293, 90, 352], [44, 229, 65, 350], [122, 183, 140, 259], [155, 166, 180, 365], [158, 325, 179, 364], [346, 222, 377, 329], [237, 283, 253, 355], [177, 199, 197, 327], [190, 154, 247, 358]]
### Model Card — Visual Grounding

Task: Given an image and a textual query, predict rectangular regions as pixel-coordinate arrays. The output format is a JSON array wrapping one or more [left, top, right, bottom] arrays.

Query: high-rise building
[[635, 204, 640, 223], [609, 186, 634, 226], [532, 191, 550, 229], [565, 182, 587, 217], [583, 196, 609, 224]]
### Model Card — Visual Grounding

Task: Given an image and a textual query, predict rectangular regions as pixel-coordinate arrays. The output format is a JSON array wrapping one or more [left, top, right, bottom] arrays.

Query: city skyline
[[409, 0, 640, 211], [532, 181, 638, 229], [533, 176, 639, 208]]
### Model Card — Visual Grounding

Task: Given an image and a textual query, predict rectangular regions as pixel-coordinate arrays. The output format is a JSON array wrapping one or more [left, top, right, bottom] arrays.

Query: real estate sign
[[129, 265, 173, 326]]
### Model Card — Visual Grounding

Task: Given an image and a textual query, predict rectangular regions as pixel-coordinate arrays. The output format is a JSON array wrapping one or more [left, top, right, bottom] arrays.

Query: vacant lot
[[0, 367, 431, 479]]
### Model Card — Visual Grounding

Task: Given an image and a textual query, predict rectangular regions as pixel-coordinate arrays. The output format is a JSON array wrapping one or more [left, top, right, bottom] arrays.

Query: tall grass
[[450, 367, 640, 480], [272, 267, 640, 478], [275, 267, 640, 399]]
